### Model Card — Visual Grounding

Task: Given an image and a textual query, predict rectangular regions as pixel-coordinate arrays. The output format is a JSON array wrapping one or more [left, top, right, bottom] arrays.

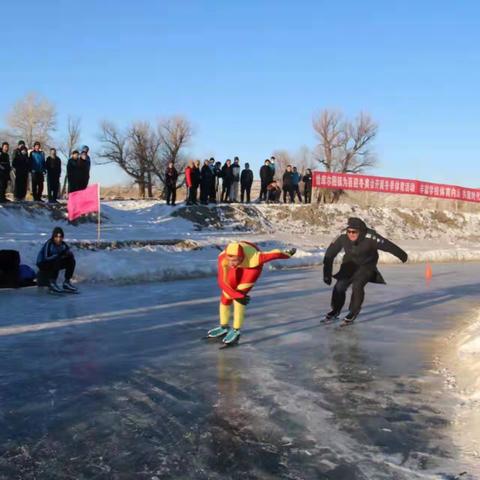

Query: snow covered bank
[[2, 201, 480, 285], [437, 312, 480, 468]]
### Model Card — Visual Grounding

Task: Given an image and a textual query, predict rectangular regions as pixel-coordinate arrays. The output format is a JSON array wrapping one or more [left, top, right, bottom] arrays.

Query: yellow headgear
[[226, 242, 244, 259]]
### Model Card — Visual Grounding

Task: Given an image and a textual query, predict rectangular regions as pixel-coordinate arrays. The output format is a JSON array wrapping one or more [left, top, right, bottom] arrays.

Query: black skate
[[321, 310, 340, 323], [340, 312, 357, 327]]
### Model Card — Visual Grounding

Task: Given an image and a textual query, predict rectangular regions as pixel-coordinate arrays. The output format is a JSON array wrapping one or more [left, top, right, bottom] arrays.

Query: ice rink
[[1, 263, 479, 479]]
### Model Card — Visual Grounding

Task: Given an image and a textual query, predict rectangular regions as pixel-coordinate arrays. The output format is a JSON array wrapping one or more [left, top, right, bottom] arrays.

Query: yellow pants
[[219, 301, 245, 330], [219, 284, 252, 330]]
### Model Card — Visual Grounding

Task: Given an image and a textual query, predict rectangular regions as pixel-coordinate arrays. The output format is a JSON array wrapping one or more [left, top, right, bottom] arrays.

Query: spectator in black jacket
[[213, 160, 222, 202], [303, 168, 312, 204], [190, 160, 201, 204], [259, 159, 273, 201], [221, 159, 234, 202], [12, 142, 29, 201], [46, 148, 61, 203], [240, 163, 253, 203], [0, 142, 11, 203], [165, 162, 178, 205], [200, 159, 214, 205], [282, 165, 295, 203], [67, 150, 90, 193], [231, 157, 241, 202]]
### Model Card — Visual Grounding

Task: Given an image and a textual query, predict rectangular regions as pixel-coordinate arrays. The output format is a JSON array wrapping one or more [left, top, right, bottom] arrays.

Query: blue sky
[[1, 1, 479, 187]]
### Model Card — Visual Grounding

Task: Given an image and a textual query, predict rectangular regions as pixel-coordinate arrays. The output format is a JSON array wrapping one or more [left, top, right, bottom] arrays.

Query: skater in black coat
[[323, 217, 408, 324]]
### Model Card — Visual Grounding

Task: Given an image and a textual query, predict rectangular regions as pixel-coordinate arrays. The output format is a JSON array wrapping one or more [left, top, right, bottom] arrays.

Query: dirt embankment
[[172, 203, 480, 242]]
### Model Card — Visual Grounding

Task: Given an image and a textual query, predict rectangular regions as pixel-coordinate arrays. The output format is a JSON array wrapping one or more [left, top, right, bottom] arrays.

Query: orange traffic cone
[[425, 263, 432, 283]]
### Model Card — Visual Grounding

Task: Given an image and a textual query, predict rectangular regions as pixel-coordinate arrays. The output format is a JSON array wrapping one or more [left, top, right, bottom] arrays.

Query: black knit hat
[[18, 140, 25, 146], [347, 217, 367, 232], [51, 226, 65, 239]]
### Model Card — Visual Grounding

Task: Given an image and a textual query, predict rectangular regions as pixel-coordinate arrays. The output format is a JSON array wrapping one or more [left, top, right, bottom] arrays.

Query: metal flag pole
[[97, 184, 101, 243]]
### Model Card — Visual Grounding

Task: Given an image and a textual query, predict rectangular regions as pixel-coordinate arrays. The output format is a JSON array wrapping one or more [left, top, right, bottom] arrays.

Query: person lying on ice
[[37, 226, 78, 294], [207, 241, 296, 345], [323, 217, 408, 325]]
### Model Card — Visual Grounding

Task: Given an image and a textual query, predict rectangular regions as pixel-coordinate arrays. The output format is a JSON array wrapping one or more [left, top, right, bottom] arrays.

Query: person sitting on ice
[[37, 226, 78, 293], [322, 217, 408, 325], [207, 241, 296, 346]]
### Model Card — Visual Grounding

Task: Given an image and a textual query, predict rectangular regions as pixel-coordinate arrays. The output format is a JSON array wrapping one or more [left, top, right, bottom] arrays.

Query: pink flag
[[67, 184, 100, 221]]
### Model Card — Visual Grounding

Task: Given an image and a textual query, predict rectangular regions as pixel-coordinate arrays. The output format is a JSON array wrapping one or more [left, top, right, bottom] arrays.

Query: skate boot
[[222, 328, 241, 346], [63, 281, 78, 293], [321, 310, 340, 323], [207, 326, 230, 338], [340, 312, 357, 326], [48, 280, 63, 294]]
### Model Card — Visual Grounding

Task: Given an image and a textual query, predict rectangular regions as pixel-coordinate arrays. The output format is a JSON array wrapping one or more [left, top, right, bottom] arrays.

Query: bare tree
[[313, 109, 378, 202], [312, 110, 345, 174], [6, 92, 57, 147], [128, 122, 161, 198], [59, 116, 81, 158], [98, 121, 146, 198], [341, 113, 377, 174], [97, 116, 192, 199], [152, 116, 192, 188]]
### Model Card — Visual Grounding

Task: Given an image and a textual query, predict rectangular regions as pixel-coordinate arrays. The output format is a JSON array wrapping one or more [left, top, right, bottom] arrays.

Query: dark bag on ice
[[19, 264, 37, 287], [0, 249, 20, 288]]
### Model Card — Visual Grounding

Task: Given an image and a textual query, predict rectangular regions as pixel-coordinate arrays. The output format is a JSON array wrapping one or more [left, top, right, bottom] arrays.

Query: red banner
[[312, 172, 480, 203]]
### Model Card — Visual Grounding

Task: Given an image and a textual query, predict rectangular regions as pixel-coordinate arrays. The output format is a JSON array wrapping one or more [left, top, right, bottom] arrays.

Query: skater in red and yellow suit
[[207, 241, 296, 345]]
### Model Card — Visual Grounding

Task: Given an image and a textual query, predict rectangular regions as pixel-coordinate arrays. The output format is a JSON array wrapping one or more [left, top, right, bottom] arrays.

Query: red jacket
[[185, 166, 193, 188]]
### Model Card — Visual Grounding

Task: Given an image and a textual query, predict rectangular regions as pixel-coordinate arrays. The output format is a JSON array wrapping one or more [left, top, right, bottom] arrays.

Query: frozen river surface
[[0, 263, 479, 479]]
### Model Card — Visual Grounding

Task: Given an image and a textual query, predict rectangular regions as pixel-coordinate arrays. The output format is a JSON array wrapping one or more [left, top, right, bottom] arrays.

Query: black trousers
[[331, 269, 372, 316], [241, 184, 251, 203], [38, 256, 76, 282], [221, 183, 231, 202], [0, 175, 9, 201], [31, 172, 44, 201], [166, 185, 176, 205], [188, 185, 198, 204], [14, 173, 28, 200], [293, 185, 302, 202], [47, 175, 60, 202], [304, 187, 312, 204], [199, 183, 209, 204], [283, 187, 294, 203], [208, 182, 216, 202], [259, 182, 268, 201]]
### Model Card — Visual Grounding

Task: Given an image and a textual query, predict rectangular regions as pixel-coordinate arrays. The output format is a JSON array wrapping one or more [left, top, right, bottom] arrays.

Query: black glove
[[286, 248, 297, 257], [237, 295, 250, 306], [324, 276, 332, 285]]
